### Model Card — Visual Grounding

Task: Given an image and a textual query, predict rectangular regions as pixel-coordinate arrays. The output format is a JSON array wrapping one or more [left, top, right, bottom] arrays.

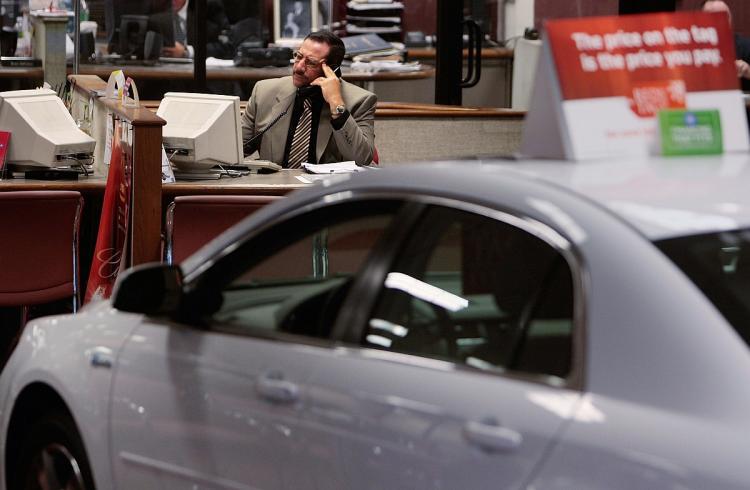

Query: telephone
[[297, 84, 321, 98], [297, 64, 342, 98], [239, 158, 282, 173]]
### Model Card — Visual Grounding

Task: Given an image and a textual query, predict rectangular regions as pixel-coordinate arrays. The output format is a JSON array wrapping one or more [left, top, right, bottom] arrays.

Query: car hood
[[491, 153, 750, 240]]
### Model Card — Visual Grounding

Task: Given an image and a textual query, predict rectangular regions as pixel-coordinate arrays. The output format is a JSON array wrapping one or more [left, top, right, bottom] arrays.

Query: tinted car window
[[210, 201, 401, 339], [657, 229, 750, 347], [365, 206, 575, 380]]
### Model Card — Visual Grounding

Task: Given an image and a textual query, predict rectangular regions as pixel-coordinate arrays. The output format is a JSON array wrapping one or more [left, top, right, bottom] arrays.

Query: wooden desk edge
[[70, 74, 166, 126], [136, 98, 526, 119], [407, 47, 513, 60]]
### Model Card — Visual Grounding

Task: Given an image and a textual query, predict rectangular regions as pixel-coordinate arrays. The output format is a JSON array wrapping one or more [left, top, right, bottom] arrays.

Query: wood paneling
[[534, 0, 619, 29]]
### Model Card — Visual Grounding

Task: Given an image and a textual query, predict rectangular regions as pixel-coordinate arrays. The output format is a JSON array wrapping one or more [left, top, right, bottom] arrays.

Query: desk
[[0, 66, 45, 79], [0, 66, 45, 90], [394, 47, 514, 107], [0, 170, 306, 195], [163, 170, 307, 196], [406, 47, 514, 61], [75, 62, 435, 85]]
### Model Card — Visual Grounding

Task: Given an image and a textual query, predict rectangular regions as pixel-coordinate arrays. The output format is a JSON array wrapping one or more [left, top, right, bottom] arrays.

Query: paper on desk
[[350, 60, 422, 73], [297, 174, 327, 183], [161, 145, 175, 183], [296, 174, 353, 185], [302, 161, 369, 173], [207, 57, 235, 67]]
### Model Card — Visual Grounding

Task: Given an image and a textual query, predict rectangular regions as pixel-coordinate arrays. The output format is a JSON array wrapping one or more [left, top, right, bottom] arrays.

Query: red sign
[[0, 131, 9, 178], [547, 11, 738, 101], [85, 119, 132, 302]]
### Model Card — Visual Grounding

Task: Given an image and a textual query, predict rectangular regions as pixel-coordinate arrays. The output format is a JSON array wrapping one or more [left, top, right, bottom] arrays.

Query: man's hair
[[304, 30, 346, 67]]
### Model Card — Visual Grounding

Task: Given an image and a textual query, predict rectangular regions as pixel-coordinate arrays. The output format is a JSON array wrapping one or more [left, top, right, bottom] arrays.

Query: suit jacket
[[241, 76, 376, 166], [185, 0, 232, 59], [736, 33, 750, 92], [128, 0, 231, 59]]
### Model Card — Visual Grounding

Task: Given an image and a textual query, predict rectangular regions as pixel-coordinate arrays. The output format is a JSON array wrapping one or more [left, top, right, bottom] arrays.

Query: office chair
[[165, 195, 282, 264], [0, 191, 83, 325]]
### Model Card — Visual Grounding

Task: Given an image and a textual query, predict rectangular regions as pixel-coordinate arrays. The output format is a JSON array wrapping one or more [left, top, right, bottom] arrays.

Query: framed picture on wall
[[274, 0, 318, 46], [317, 0, 333, 30]]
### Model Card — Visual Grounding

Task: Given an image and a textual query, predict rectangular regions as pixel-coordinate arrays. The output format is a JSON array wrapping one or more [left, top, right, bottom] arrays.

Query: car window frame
[[333, 195, 587, 391], [179, 193, 422, 347]]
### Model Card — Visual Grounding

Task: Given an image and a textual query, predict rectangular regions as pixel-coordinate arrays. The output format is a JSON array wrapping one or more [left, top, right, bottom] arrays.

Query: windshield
[[657, 230, 750, 347]]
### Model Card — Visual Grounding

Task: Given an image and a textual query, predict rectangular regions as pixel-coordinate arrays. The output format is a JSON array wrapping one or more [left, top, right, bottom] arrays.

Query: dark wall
[[619, 0, 676, 14], [534, 0, 619, 29], [535, 0, 750, 37]]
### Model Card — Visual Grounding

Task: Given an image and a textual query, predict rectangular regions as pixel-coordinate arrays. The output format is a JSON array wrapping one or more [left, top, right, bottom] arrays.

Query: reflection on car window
[[657, 229, 750, 347], [366, 206, 575, 380], [211, 205, 398, 339]]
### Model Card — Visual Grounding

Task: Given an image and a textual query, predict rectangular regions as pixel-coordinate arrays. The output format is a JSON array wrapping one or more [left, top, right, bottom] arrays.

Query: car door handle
[[256, 371, 299, 404], [463, 418, 522, 453]]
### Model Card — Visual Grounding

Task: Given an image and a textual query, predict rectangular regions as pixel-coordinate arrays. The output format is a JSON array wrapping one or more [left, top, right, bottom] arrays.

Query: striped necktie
[[174, 14, 187, 44], [287, 98, 313, 168]]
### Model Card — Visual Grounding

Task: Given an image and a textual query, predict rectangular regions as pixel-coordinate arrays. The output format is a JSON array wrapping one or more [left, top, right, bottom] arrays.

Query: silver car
[[1, 156, 750, 490]]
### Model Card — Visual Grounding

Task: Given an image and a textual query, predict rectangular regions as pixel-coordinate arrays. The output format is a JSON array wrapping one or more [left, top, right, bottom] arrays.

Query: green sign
[[659, 109, 723, 156]]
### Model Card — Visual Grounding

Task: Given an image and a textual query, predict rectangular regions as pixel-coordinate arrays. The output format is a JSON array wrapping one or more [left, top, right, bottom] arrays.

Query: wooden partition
[[138, 99, 526, 164], [69, 75, 166, 267], [373, 102, 525, 163]]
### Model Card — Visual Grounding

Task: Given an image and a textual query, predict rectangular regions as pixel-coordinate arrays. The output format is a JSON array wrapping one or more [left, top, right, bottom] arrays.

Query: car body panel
[[529, 393, 750, 490], [108, 320, 331, 490], [0, 302, 142, 490], [2, 158, 750, 489], [298, 346, 580, 489]]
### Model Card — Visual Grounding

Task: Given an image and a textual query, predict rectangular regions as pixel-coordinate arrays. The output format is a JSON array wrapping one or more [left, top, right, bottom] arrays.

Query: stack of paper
[[350, 60, 422, 72], [346, 1, 404, 41], [302, 161, 370, 173]]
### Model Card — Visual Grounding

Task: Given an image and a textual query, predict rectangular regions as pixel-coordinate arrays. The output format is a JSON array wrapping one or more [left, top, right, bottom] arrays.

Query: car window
[[365, 205, 575, 381], [657, 229, 750, 347], [210, 200, 402, 340]]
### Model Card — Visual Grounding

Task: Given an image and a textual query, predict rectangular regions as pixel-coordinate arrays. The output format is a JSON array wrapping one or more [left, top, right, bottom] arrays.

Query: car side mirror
[[111, 263, 183, 315]]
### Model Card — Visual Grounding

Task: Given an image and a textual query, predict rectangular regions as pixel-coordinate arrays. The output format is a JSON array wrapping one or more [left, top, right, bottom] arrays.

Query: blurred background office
[[0, 0, 746, 104]]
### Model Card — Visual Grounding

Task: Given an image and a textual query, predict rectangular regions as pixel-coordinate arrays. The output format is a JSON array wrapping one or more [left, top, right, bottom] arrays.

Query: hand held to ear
[[311, 63, 345, 113]]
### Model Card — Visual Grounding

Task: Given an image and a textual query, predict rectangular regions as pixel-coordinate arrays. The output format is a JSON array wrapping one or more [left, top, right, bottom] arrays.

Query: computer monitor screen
[[106, 0, 173, 58], [0, 89, 95, 168], [118, 14, 149, 58], [157, 92, 243, 171]]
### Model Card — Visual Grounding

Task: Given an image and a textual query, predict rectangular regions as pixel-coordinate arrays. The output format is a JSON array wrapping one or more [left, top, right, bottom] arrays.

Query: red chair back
[[0, 191, 83, 309], [165, 195, 282, 264]]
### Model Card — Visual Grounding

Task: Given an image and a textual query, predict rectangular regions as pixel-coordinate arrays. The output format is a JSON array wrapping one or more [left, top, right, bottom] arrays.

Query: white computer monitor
[[157, 92, 243, 171], [0, 88, 96, 168]]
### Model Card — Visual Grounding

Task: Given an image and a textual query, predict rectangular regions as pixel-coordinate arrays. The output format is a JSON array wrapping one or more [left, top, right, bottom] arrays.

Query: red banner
[[85, 119, 132, 303], [547, 11, 738, 101]]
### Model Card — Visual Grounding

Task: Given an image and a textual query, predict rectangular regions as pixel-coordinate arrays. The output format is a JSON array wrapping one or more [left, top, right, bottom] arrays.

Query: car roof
[[182, 154, 750, 275]]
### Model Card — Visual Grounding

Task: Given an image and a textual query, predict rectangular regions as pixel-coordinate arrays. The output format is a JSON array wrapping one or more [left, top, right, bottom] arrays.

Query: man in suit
[[160, 0, 231, 59], [702, 0, 750, 89], [241, 30, 376, 167]]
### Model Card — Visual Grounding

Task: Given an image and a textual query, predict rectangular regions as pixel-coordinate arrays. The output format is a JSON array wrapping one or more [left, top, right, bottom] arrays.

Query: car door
[[109, 198, 407, 490], [300, 201, 585, 489]]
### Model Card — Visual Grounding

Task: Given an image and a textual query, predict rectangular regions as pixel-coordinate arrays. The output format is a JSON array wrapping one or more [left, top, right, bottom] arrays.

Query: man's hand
[[311, 63, 345, 116], [737, 59, 750, 79], [162, 42, 187, 58]]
